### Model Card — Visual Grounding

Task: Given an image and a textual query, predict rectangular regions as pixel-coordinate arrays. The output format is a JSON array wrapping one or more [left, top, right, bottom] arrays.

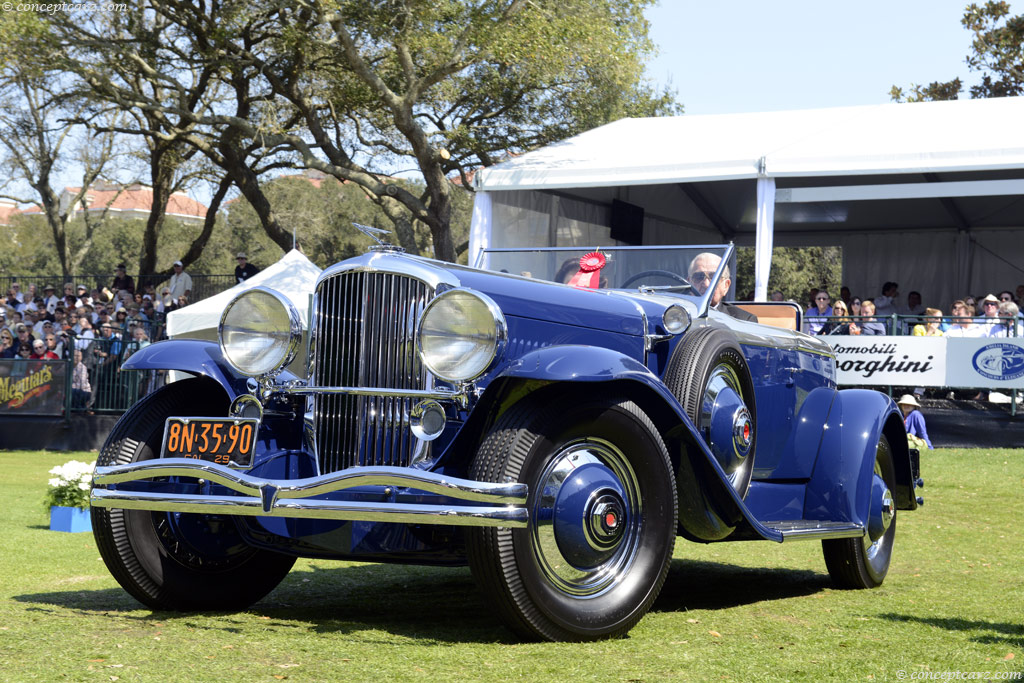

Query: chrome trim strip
[[764, 521, 866, 542], [281, 385, 463, 401], [93, 459, 527, 504], [91, 489, 528, 528]]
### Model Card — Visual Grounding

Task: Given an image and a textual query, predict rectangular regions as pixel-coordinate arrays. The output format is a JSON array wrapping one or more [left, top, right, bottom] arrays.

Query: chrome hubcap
[[532, 438, 642, 597], [698, 364, 754, 492], [864, 457, 895, 561]]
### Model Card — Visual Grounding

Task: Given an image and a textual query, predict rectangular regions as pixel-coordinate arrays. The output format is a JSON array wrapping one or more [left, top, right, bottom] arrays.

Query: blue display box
[[50, 506, 92, 533]]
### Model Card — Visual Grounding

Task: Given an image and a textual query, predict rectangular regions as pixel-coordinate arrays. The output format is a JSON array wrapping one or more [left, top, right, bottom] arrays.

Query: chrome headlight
[[663, 304, 691, 334], [417, 289, 506, 383], [219, 286, 302, 377]]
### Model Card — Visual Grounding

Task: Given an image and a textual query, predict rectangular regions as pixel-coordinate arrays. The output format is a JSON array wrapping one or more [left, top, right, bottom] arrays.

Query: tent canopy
[[470, 97, 1024, 308], [167, 249, 321, 337]]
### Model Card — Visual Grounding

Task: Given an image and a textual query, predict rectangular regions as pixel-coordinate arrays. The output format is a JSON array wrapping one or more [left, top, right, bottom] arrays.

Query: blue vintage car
[[90, 243, 922, 641]]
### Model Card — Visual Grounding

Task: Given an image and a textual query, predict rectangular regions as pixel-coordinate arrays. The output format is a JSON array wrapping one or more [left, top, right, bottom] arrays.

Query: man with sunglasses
[[687, 253, 757, 322], [803, 290, 833, 335], [979, 294, 1004, 336]]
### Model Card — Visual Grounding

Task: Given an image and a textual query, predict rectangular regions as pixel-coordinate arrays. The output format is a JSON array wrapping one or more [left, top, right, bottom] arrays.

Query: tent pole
[[754, 170, 775, 302]]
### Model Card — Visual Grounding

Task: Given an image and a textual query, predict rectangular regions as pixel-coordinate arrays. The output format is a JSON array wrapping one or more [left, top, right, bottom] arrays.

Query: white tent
[[167, 248, 321, 338], [471, 97, 1024, 306]]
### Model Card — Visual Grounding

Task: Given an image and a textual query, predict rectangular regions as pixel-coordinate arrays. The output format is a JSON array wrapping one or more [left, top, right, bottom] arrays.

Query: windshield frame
[[475, 243, 736, 318]]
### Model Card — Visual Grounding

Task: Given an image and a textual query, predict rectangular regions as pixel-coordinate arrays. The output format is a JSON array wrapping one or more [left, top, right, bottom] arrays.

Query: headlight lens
[[418, 289, 506, 382], [219, 287, 302, 377], [663, 304, 690, 334]]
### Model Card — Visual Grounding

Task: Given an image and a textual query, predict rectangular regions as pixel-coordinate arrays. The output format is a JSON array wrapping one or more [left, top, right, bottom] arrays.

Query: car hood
[[316, 251, 689, 337], [451, 263, 647, 336]]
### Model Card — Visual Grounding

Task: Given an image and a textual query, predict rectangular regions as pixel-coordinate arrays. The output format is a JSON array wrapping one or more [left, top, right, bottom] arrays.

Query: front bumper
[[91, 459, 529, 528]]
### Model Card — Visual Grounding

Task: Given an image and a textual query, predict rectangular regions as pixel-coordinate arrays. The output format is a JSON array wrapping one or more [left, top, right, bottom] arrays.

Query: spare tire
[[664, 326, 757, 499]]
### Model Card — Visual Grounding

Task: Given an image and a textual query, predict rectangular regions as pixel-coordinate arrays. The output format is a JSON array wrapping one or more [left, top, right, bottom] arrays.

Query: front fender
[[804, 389, 916, 527], [487, 345, 783, 542], [496, 345, 683, 408], [121, 339, 251, 401]]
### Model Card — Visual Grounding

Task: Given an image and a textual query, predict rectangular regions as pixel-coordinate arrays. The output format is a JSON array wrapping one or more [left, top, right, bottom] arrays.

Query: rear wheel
[[92, 377, 295, 610], [467, 397, 677, 641], [822, 434, 897, 588]]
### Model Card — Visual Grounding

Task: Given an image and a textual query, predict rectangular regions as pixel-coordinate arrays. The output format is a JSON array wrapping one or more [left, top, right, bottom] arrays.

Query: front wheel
[[467, 397, 677, 641], [822, 433, 897, 588], [92, 377, 295, 610]]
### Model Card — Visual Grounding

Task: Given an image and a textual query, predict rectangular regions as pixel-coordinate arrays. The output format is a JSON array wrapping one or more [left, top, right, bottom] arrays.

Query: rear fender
[[804, 389, 917, 527]]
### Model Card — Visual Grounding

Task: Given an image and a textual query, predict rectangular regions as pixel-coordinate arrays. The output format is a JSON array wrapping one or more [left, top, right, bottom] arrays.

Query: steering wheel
[[621, 269, 691, 289]]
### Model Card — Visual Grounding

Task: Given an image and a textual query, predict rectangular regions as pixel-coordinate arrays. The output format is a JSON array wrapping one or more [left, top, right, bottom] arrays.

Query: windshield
[[476, 245, 734, 305]]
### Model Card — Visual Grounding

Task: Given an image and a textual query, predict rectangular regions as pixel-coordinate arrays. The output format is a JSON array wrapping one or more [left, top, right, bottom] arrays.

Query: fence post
[[64, 352, 72, 426]]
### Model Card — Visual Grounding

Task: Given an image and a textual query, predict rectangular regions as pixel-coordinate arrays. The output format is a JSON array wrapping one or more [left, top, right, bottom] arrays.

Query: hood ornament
[[354, 222, 404, 253]]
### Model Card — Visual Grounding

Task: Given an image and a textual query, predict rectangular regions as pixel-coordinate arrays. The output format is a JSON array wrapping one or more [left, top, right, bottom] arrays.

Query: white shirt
[[944, 324, 987, 338], [874, 294, 897, 317], [168, 271, 193, 300]]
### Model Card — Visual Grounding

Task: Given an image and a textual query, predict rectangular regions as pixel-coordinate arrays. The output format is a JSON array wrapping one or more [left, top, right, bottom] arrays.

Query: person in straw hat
[[897, 394, 932, 450]]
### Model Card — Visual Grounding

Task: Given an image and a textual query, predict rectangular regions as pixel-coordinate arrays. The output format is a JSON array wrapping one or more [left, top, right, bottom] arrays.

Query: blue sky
[[644, 0, 985, 115]]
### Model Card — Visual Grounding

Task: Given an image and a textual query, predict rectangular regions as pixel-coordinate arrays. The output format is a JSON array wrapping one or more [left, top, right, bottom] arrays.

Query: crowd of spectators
[[0, 262, 212, 411], [802, 282, 1024, 339]]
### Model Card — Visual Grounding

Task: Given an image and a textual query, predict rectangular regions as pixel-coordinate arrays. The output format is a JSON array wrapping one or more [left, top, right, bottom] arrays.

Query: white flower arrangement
[[44, 460, 96, 510]]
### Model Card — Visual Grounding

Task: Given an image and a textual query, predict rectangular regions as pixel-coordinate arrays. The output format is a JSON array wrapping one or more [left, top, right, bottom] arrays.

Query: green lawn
[[1, 449, 1022, 682]]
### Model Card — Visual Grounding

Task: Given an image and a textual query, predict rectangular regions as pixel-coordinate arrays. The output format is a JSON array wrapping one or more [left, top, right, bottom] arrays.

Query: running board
[[760, 520, 865, 541]]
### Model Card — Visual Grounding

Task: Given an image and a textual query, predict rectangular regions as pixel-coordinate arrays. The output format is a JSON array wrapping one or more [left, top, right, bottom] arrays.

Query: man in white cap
[[234, 252, 259, 283], [979, 294, 1003, 336], [42, 284, 60, 314], [166, 260, 192, 304]]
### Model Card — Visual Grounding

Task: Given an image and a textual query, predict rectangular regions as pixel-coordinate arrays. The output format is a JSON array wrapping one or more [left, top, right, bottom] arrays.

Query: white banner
[[827, 336, 1024, 388], [829, 337, 947, 386], [945, 338, 1024, 388]]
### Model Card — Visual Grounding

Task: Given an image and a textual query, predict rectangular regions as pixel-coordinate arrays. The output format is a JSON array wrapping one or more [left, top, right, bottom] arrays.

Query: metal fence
[[803, 313, 1021, 337], [0, 273, 236, 305]]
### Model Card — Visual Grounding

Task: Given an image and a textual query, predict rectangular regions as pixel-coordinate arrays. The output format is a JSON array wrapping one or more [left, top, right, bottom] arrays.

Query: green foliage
[[3, 213, 220, 276], [222, 175, 474, 269], [736, 246, 843, 304], [2, 174, 474, 278], [891, 1, 1024, 101]]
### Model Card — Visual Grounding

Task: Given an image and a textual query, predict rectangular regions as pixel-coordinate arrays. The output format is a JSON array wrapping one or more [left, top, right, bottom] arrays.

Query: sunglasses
[[984, 301, 998, 307], [1001, 296, 1013, 302], [816, 296, 829, 301], [689, 272, 715, 284]]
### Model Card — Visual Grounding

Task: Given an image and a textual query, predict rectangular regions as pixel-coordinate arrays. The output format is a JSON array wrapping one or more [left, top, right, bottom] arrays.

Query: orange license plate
[[161, 417, 258, 467]]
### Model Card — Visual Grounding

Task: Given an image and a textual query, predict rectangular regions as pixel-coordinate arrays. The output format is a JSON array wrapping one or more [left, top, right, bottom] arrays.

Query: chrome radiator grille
[[311, 270, 432, 473]]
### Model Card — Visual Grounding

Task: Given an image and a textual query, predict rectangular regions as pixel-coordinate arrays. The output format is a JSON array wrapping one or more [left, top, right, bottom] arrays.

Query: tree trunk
[[220, 140, 293, 253], [139, 150, 174, 276]]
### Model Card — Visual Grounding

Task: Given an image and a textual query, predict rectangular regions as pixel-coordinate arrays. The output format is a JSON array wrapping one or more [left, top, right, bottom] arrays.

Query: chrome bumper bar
[[91, 459, 529, 528]]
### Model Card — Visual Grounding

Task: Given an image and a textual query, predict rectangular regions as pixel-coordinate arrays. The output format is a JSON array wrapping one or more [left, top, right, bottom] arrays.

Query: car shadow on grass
[[878, 613, 1024, 648], [11, 564, 516, 643], [12, 559, 831, 643], [654, 559, 830, 612]]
